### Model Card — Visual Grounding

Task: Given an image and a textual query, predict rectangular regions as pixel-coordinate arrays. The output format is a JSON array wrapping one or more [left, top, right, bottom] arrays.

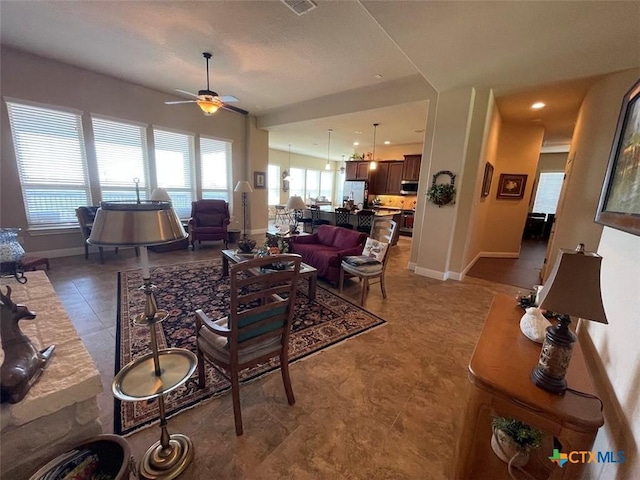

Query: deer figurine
[[1, 285, 55, 403]]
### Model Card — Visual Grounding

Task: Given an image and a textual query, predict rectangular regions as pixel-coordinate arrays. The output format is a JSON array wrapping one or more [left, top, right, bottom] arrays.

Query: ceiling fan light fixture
[[197, 98, 222, 115]]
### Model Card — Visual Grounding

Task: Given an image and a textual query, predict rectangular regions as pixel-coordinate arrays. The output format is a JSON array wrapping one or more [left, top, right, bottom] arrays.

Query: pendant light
[[325, 129, 333, 170], [340, 154, 346, 174], [370, 123, 379, 171]]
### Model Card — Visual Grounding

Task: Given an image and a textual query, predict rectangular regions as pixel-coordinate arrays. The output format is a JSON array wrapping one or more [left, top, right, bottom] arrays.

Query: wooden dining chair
[[339, 220, 397, 305], [195, 254, 302, 435]]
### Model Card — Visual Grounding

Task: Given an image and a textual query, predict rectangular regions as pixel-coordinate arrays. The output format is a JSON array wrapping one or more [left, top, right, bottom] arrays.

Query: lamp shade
[[150, 188, 172, 202], [234, 180, 253, 193], [538, 245, 608, 324], [286, 195, 307, 211], [87, 201, 186, 247]]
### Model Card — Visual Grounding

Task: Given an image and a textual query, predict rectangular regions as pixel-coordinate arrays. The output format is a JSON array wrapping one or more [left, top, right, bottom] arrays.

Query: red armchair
[[188, 200, 230, 250]]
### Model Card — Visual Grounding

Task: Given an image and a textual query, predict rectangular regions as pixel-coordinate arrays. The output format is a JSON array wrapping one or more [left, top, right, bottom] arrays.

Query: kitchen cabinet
[[402, 154, 422, 181], [370, 161, 404, 195], [345, 161, 370, 181]]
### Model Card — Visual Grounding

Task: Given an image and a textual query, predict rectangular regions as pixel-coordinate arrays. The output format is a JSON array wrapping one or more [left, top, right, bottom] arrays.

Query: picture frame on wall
[[496, 173, 527, 199], [595, 79, 640, 236], [254, 171, 266, 189], [481, 162, 494, 197]]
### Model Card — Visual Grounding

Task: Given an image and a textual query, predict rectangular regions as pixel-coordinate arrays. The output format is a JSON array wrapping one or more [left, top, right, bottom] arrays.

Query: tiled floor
[[41, 232, 521, 479]]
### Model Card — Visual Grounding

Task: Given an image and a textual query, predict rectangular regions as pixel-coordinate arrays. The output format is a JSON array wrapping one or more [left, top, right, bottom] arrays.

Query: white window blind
[[320, 170, 334, 202], [289, 168, 305, 198], [306, 169, 321, 199], [200, 136, 231, 201], [92, 117, 148, 202], [6, 101, 91, 227], [267, 164, 280, 205], [154, 129, 195, 217], [533, 172, 564, 214]]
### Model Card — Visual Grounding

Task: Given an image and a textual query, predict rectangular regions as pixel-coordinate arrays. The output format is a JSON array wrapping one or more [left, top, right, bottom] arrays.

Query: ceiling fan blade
[[164, 100, 197, 105], [222, 104, 249, 115], [219, 95, 238, 103], [174, 88, 200, 99]]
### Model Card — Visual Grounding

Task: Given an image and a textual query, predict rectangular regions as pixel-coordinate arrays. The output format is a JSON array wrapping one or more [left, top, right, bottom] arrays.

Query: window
[[306, 169, 321, 199], [533, 172, 564, 214], [6, 101, 91, 227], [267, 164, 280, 205], [289, 168, 305, 198], [154, 129, 195, 217], [320, 171, 334, 202], [200, 136, 231, 201], [92, 116, 149, 202]]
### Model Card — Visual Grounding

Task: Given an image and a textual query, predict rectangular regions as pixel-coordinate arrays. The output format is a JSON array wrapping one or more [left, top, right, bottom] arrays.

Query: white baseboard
[[414, 266, 448, 281], [478, 251, 520, 259]]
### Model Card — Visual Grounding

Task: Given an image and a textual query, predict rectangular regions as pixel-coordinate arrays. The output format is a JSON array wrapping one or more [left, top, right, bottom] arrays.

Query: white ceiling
[[1, 1, 638, 159]]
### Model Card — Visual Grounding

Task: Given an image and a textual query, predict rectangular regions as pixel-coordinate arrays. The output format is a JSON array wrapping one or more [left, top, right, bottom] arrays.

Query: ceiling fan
[[164, 52, 248, 116]]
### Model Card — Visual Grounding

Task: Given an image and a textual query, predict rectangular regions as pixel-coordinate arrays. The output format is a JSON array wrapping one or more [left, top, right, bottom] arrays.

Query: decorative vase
[[237, 237, 256, 253], [0, 228, 25, 263], [520, 307, 551, 343], [491, 428, 529, 467]]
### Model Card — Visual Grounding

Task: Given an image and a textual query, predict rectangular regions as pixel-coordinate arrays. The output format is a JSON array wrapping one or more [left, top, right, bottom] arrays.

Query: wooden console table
[[452, 294, 603, 479]]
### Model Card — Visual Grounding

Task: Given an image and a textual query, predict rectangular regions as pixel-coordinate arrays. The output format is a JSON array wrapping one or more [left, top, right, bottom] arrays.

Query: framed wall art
[[254, 171, 266, 189], [481, 162, 494, 197], [496, 173, 527, 199], [595, 79, 640, 236]]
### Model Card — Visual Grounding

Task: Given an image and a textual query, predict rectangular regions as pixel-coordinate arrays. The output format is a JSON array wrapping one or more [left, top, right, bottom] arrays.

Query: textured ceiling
[[1, 0, 638, 159]]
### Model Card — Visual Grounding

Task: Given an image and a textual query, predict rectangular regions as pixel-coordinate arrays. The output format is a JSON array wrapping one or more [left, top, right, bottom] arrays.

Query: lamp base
[[531, 366, 567, 394], [530, 315, 575, 395], [139, 433, 194, 480]]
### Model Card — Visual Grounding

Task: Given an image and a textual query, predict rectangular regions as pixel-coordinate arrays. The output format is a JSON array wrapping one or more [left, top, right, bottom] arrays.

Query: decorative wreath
[[426, 170, 457, 206]]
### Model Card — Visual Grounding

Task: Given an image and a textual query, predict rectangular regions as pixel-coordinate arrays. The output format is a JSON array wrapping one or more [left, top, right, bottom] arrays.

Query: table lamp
[[531, 243, 608, 394], [287, 195, 307, 233], [88, 200, 197, 480]]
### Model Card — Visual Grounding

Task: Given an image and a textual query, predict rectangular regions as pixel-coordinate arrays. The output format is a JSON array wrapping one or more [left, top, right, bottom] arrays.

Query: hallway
[[466, 238, 548, 289]]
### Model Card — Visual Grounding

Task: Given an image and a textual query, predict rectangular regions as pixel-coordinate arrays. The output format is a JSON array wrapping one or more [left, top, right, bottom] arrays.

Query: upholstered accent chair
[[76, 206, 112, 264], [188, 200, 230, 250], [339, 219, 397, 305], [195, 254, 302, 435]]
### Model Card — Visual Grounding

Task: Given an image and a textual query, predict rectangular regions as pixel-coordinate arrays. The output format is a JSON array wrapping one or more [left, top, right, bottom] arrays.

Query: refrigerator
[[343, 181, 367, 208]]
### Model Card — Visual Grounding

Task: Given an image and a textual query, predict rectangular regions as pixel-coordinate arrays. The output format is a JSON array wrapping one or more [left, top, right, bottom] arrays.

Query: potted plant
[[426, 183, 456, 206], [491, 416, 544, 467]]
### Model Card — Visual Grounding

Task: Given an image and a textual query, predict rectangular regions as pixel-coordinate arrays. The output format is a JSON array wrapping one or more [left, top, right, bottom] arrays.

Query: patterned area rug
[[115, 259, 386, 435]]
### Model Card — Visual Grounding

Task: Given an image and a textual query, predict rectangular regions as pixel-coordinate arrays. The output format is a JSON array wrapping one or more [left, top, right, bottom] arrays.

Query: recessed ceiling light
[[384, 141, 390, 145], [353, 131, 362, 134], [353, 142, 360, 146], [374, 74, 383, 79], [531, 102, 546, 109]]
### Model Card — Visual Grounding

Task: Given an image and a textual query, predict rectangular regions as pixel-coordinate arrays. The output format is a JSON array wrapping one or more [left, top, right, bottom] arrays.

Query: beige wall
[[545, 70, 640, 272], [1, 47, 258, 255], [463, 98, 501, 267], [480, 123, 544, 255], [370, 143, 423, 162], [414, 87, 475, 279], [550, 69, 640, 479], [449, 87, 492, 276]]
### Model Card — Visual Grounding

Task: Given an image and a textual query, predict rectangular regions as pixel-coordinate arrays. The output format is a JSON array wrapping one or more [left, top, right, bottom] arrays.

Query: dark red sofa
[[291, 225, 367, 284]]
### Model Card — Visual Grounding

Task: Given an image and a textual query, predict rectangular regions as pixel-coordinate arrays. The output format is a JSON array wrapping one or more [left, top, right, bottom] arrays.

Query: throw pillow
[[343, 255, 381, 267], [362, 237, 388, 262]]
